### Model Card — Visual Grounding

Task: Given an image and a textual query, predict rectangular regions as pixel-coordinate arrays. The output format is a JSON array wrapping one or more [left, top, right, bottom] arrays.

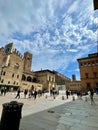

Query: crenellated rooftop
[[13, 48, 23, 59]]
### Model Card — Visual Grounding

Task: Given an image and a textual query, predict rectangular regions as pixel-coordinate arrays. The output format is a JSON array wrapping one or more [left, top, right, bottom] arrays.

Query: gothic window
[[8, 81, 10, 84], [1, 79, 4, 83], [12, 73, 14, 77], [17, 75, 19, 78], [3, 71, 6, 75], [27, 76, 32, 82], [22, 74, 26, 81]]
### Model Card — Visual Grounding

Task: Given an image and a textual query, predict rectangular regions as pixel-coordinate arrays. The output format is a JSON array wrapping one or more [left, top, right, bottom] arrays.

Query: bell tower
[[23, 52, 32, 72]]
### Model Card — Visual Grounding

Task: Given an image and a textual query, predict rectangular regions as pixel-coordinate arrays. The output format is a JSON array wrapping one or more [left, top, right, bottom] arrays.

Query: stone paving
[[0, 92, 98, 130], [0, 91, 74, 118]]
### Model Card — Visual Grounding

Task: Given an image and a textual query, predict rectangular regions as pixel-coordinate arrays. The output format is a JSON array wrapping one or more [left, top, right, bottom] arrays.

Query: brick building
[[67, 75, 82, 93], [77, 53, 98, 92]]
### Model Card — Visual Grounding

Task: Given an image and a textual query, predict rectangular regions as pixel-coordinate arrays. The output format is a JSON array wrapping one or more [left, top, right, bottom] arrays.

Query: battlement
[[13, 48, 23, 59]]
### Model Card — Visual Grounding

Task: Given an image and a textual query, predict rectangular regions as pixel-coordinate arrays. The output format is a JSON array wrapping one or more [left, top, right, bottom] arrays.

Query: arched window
[[22, 74, 26, 81], [27, 76, 32, 82], [12, 73, 14, 77], [33, 77, 37, 82]]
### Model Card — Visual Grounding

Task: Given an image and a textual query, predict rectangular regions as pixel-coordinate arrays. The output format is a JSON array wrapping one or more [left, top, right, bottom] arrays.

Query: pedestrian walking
[[1, 87, 4, 96], [28, 89, 32, 98], [15, 88, 20, 99], [34, 90, 37, 99], [89, 89, 95, 105], [66, 90, 69, 99], [24, 89, 28, 98]]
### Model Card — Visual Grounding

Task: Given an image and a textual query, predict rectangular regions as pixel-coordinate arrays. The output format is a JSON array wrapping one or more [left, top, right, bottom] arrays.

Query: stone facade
[[77, 53, 98, 92], [53, 71, 71, 90], [0, 43, 42, 91], [33, 70, 56, 91], [0, 46, 23, 89], [0, 43, 71, 92]]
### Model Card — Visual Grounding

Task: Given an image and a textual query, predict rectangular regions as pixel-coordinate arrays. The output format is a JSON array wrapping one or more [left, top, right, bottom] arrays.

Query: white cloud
[[67, 1, 79, 14], [0, 0, 97, 79]]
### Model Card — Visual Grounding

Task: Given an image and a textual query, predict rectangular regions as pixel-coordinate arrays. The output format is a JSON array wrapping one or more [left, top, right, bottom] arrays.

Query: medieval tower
[[23, 52, 32, 72]]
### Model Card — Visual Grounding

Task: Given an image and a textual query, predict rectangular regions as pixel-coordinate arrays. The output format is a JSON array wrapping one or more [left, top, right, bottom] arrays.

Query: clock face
[[5, 48, 10, 54]]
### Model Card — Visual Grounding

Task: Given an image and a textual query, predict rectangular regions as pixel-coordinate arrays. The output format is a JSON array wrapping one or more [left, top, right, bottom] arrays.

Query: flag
[[93, 0, 98, 10]]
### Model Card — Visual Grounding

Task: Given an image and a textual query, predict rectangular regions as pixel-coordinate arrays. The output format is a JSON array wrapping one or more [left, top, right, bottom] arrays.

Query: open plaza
[[0, 91, 98, 130]]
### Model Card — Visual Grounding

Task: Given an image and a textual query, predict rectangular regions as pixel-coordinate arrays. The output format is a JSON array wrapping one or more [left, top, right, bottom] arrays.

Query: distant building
[[33, 69, 56, 91], [53, 71, 71, 90], [77, 53, 98, 92], [67, 75, 82, 92]]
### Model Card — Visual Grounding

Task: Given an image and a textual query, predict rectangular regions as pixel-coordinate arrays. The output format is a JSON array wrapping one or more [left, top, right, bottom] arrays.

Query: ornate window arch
[[27, 76, 32, 82], [22, 74, 26, 81]]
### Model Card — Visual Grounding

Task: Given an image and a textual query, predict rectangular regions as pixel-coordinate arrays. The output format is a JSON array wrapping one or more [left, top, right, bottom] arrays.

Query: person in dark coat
[[24, 89, 28, 98], [15, 88, 20, 99], [34, 90, 37, 99], [66, 90, 69, 99], [90, 89, 95, 105]]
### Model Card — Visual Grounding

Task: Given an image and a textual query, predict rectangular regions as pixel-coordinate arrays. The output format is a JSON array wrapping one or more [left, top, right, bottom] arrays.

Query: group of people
[[15, 88, 43, 99], [0, 86, 96, 105], [77, 91, 83, 99], [77, 89, 95, 105], [65, 89, 96, 105]]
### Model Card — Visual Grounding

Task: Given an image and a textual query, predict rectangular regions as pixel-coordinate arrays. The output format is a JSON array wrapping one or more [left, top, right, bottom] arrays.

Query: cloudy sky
[[0, 0, 98, 80]]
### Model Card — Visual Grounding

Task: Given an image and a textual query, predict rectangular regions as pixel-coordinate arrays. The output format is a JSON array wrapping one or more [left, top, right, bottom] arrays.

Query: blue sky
[[0, 0, 98, 80]]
